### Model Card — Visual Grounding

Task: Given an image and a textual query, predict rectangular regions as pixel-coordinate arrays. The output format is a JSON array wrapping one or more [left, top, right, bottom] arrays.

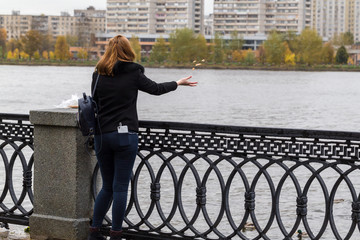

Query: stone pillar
[[29, 108, 95, 240]]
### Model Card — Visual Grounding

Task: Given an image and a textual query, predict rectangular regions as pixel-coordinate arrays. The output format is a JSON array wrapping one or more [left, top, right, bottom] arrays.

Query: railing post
[[29, 108, 95, 240]]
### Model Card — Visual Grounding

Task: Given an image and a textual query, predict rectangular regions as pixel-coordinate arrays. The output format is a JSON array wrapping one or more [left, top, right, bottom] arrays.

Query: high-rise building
[[106, 0, 204, 35], [204, 14, 214, 36], [0, 7, 106, 44], [312, 0, 360, 43], [213, 0, 311, 36]]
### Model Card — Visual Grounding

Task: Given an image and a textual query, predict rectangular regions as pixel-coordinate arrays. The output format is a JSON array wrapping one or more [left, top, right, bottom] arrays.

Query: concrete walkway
[[0, 228, 30, 240]]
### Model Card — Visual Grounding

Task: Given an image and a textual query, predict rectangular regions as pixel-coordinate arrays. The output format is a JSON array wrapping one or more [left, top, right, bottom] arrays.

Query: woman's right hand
[[176, 76, 197, 87]]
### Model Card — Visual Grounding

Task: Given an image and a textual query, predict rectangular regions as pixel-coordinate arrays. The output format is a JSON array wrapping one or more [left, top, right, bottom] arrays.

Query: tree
[[193, 34, 208, 62], [150, 37, 168, 63], [54, 36, 70, 60], [129, 35, 141, 62], [7, 51, 14, 60], [6, 38, 23, 52], [332, 32, 354, 46], [341, 32, 354, 46], [213, 33, 224, 64], [263, 30, 286, 65], [0, 28, 7, 58], [41, 34, 54, 52], [77, 48, 88, 60], [243, 49, 256, 65], [283, 30, 298, 53], [33, 50, 40, 60], [226, 31, 244, 60], [66, 34, 79, 47], [335, 46, 349, 64], [257, 45, 266, 64], [20, 51, 29, 60], [232, 50, 243, 62], [42, 50, 49, 60], [296, 28, 323, 65], [320, 42, 335, 64], [49, 51, 55, 60], [13, 48, 20, 59], [229, 31, 244, 52], [169, 28, 197, 63], [22, 30, 42, 57], [284, 43, 295, 65]]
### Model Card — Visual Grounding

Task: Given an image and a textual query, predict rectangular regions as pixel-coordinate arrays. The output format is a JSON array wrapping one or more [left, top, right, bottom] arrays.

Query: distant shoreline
[[1, 60, 360, 72]]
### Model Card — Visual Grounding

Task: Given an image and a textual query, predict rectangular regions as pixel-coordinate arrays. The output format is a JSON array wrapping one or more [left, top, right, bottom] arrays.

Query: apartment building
[[204, 14, 214, 35], [213, 0, 311, 36], [312, 0, 360, 43], [0, 7, 106, 44], [106, 0, 204, 35], [0, 11, 32, 39]]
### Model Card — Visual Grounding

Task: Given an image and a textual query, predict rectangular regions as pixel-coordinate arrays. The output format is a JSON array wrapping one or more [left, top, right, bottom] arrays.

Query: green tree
[[335, 46, 349, 64], [283, 30, 298, 53], [243, 49, 256, 65], [229, 31, 244, 52], [54, 36, 70, 60], [332, 32, 354, 46], [213, 33, 224, 64], [150, 37, 168, 63], [0, 28, 7, 58], [22, 30, 42, 57], [341, 32, 354, 45], [129, 35, 141, 62], [169, 28, 197, 63], [263, 30, 286, 65], [320, 42, 335, 64], [193, 34, 208, 62], [296, 28, 323, 65]]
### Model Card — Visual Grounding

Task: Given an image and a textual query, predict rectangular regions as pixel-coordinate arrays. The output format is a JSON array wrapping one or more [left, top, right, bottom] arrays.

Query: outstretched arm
[[176, 76, 197, 87]]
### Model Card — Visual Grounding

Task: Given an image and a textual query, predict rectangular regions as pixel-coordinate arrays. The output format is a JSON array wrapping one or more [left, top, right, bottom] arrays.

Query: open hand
[[176, 76, 197, 87]]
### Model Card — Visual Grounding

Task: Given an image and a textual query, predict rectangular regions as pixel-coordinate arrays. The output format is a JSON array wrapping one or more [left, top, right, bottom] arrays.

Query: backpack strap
[[92, 73, 100, 97]]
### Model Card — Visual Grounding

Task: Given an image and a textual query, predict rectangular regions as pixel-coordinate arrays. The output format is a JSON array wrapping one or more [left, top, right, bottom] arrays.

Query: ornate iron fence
[[93, 121, 360, 240], [1, 113, 360, 239], [0, 114, 33, 227]]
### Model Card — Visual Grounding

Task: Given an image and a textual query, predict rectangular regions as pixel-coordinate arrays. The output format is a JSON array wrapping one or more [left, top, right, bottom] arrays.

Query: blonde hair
[[96, 35, 136, 76]]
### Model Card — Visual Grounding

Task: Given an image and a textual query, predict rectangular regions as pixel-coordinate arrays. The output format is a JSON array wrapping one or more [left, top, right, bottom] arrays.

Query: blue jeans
[[92, 131, 138, 231]]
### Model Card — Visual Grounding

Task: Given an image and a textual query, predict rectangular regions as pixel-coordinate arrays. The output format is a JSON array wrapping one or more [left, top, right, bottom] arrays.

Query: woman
[[88, 35, 197, 240]]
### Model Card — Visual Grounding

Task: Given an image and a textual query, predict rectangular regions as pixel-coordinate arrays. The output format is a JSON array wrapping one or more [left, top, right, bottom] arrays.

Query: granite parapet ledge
[[29, 108, 78, 127]]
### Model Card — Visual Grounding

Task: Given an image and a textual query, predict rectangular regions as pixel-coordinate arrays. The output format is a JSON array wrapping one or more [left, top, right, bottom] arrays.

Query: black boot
[[87, 227, 106, 240], [110, 230, 122, 240]]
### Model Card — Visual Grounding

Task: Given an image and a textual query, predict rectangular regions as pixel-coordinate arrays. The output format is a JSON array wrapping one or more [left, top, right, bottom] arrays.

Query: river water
[[1, 65, 360, 239], [0, 65, 360, 131]]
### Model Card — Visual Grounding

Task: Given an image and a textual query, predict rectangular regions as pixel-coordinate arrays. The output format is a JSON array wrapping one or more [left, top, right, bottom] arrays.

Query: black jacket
[[91, 61, 177, 134]]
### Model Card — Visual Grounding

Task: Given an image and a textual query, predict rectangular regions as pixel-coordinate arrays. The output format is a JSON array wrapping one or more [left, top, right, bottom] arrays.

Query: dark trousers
[[92, 131, 138, 231]]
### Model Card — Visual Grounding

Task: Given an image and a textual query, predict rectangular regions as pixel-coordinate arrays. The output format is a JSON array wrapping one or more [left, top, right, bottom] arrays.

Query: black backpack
[[77, 74, 99, 136]]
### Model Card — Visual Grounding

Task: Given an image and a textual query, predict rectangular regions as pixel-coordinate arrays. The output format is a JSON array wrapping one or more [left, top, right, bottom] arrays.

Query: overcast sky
[[0, 0, 214, 16]]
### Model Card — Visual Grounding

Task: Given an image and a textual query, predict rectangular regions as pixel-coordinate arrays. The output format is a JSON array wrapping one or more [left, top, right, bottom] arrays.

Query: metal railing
[[1, 113, 360, 239], [0, 114, 33, 227], [93, 121, 360, 239]]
